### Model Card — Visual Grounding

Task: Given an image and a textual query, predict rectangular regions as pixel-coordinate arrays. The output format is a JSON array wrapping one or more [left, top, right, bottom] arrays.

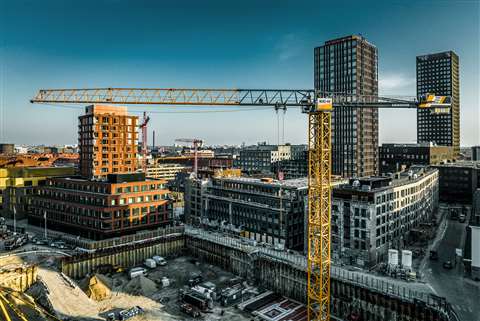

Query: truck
[[144, 258, 156, 269], [179, 290, 211, 311], [118, 306, 144, 320], [129, 267, 147, 279], [152, 255, 167, 266]]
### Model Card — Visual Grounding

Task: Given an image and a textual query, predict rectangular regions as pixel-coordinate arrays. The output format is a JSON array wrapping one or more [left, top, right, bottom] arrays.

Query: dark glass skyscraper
[[314, 35, 378, 178], [416, 51, 460, 156]]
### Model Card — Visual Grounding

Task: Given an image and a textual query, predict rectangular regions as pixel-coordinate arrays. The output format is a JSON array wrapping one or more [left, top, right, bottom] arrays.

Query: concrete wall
[[61, 235, 184, 279], [186, 234, 456, 321]]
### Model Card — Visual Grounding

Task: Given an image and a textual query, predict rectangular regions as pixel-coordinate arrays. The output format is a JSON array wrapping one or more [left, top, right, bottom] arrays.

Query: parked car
[[459, 214, 466, 223], [152, 255, 167, 266], [129, 267, 147, 279]]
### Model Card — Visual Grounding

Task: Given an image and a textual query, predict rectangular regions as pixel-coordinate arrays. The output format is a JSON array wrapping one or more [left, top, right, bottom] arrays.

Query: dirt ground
[[95, 256, 254, 321], [1, 236, 258, 321], [1, 253, 256, 321]]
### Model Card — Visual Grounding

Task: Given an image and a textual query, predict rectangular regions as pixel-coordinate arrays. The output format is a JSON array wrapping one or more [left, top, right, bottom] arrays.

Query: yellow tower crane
[[31, 88, 451, 321]]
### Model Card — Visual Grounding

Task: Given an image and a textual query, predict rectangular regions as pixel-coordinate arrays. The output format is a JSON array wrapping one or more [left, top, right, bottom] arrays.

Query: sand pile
[[123, 276, 157, 296], [85, 274, 113, 301]]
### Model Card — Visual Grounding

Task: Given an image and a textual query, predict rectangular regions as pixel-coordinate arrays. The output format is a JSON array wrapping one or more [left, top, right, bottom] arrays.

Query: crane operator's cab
[[418, 93, 451, 114], [302, 97, 333, 113]]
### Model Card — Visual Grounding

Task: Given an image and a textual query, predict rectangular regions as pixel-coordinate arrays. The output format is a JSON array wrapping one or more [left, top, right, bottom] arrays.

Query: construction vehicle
[[31, 88, 451, 321], [118, 306, 144, 320], [144, 258, 157, 269], [152, 255, 167, 266], [179, 289, 212, 311], [128, 267, 147, 279]]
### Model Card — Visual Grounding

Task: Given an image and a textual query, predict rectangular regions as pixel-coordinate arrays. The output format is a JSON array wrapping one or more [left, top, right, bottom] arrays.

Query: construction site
[[1, 222, 460, 321]]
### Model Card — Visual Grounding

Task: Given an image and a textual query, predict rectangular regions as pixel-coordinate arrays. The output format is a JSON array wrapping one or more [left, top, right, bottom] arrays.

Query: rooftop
[[434, 161, 480, 169], [216, 176, 308, 189], [380, 142, 449, 148], [336, 166, 436, 192]]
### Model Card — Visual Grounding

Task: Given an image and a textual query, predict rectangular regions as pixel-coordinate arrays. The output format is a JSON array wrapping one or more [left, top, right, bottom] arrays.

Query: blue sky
[[0, 0, 479, 146]]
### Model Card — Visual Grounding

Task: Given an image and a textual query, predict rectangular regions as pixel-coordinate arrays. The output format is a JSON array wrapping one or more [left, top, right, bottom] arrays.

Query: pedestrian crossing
[[452, 304, 473, 313]]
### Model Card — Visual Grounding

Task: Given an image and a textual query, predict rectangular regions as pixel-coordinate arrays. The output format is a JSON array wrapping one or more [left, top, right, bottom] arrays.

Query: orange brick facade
[[79, 105, 138, 179], [29, 176, 173, 240]]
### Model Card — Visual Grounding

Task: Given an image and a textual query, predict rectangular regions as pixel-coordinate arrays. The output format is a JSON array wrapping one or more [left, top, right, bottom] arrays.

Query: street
[[421, 205, 480, 321]]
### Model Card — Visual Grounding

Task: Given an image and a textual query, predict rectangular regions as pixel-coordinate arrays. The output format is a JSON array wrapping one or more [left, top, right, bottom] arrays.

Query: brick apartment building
[[29, 173, 172, 240], [79, 105, 137, 179], [28, 105, 173, 239]]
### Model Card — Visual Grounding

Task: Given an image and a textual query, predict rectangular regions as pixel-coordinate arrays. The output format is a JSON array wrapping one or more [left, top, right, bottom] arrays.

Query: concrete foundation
[[57, 226, 459, 321], [61, 234, 184, 279]]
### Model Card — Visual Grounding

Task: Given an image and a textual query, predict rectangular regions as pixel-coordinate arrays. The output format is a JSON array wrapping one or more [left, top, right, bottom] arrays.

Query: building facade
[[202, 177, 308, 251], [417, 51, 460, 156], [146, 163, 189, 181], [0, 167, 75, 219], [79, 105, 138, 179], [271, 150, 308, 179], [236, 144, 294, 174], [315, 35, 379, 177], [379, 143, 454, 174], [0, 144, 15, 155], [184, 176, 210, 224], [434, 161, 480, 204], [332, 166, 439, 267], [29, 173, 173, 240], [472, 146, 480, 161]]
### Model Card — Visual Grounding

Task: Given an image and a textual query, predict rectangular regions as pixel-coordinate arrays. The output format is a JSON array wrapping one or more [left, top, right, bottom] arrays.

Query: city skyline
[[1, 0, 479, 147]]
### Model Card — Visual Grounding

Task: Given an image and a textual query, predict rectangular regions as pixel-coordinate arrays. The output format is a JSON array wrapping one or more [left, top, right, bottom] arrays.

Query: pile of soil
[[122, 276, 157, 296]]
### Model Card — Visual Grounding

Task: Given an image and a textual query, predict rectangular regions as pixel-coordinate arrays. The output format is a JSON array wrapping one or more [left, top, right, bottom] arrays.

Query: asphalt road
[[421, 206, 480, 321]]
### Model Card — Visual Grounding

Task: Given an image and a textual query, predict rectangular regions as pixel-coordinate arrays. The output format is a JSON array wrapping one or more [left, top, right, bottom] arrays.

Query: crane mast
[[31, 87, 451, 321], [139, 112, 150, 173], [175, 138, 204, 176]]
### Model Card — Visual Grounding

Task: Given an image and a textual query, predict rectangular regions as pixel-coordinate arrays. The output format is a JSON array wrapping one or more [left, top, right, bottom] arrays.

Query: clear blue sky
[[0, 0, 479, 146]]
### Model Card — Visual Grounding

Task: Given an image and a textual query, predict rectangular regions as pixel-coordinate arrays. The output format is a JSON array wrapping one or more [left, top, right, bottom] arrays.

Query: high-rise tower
[[416, 51, 460, 156], [78, 105, 138, 179], [315, 35, 379, 177]]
